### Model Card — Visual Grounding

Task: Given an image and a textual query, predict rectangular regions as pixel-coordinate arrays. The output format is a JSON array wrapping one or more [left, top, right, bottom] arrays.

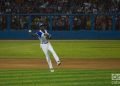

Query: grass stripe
[[0, 69, 119, 86], [0, 40, 120, 58]]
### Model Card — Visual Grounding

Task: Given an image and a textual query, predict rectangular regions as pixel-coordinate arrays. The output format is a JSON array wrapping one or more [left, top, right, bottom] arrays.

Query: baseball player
[[32, 24, 61, 72]]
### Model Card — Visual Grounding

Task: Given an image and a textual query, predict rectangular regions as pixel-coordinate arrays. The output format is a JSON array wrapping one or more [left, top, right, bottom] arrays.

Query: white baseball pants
[[40, 42, 60, 69]]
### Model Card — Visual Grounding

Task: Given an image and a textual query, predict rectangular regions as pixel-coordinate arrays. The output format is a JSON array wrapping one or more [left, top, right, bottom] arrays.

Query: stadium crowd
[[0, 0, 119, 14], [0, 0, 120, 31]]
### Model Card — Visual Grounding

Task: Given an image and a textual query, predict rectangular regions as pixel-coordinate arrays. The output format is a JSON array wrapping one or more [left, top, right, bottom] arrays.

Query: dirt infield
[[0, 58, 120, 69]]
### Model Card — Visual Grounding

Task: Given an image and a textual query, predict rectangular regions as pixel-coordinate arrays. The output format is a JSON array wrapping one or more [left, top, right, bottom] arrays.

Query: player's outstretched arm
[[28, 29, 38, 37]]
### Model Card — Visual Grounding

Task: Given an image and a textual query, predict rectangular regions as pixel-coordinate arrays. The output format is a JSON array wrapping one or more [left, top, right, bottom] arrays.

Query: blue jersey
[[36, 31, 48, 44]]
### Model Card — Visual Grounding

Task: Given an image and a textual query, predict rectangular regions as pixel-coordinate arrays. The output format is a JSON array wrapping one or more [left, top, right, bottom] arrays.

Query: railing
[[0, 13, 120, 32], [0, 13, 120, 39]]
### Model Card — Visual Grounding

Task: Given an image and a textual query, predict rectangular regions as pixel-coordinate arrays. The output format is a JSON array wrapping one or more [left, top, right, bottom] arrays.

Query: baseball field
[[0, 40, 120, 86]]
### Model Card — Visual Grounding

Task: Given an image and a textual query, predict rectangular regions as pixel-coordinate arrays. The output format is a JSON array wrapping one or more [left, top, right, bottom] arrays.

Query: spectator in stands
[[11, 16, 19, 30], [0, 16, 6, 31], [20, 16, 29, 29], [116, 16, 120, 31], [95, 16, 102, 31], [106, 16, 112, 31], [86, 16, 91, 30]]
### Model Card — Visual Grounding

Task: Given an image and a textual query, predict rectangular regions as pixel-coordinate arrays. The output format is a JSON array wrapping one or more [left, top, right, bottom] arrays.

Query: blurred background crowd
[[0, 0, 120, 14], [0, 0, 120, 31]]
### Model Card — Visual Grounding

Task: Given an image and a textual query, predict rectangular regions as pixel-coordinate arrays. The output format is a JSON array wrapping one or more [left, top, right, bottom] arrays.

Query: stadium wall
[[0, 31, 120, 40], [0, 14, 120, 40]]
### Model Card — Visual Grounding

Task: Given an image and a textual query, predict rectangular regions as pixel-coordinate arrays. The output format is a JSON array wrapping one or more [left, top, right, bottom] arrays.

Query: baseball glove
[[44, 33, 50, 39]]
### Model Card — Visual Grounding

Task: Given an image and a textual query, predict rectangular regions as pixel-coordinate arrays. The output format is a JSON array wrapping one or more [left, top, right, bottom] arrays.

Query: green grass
[[0, 40, 120, 59], [0, 69, 119, 86], [0, 40, 120, 86]]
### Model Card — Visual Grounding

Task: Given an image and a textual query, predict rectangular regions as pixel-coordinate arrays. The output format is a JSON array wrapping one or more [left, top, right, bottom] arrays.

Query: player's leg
[[48, 42, 61, 66], [40, 44, 54, 72]]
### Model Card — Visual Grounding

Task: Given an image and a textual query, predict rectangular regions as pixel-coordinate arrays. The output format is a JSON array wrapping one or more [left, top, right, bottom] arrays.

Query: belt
[[41, 42, 48, 44]]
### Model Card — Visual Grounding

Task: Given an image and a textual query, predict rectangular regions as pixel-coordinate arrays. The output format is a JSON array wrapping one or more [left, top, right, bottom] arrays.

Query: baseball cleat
[[57, 61, 61, 66], [50, 69, 54, 72]]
